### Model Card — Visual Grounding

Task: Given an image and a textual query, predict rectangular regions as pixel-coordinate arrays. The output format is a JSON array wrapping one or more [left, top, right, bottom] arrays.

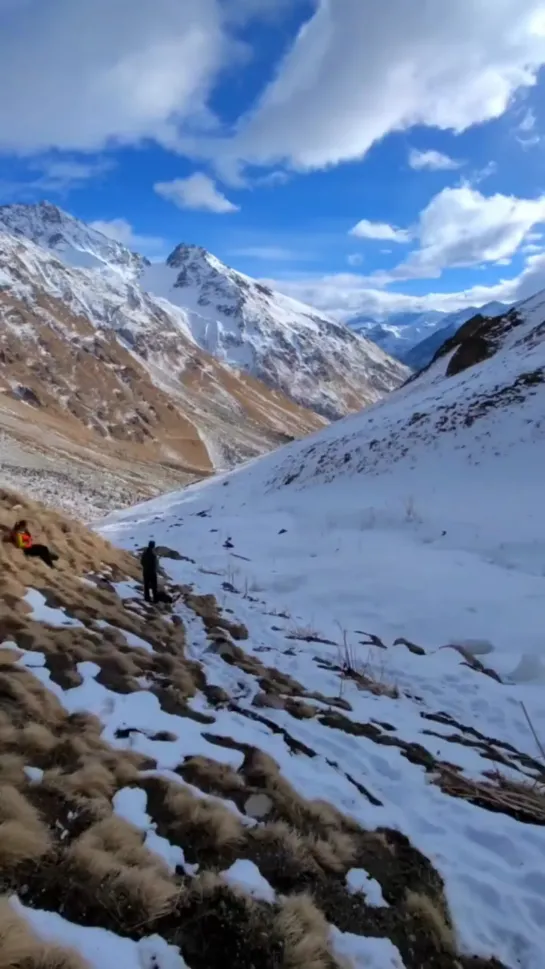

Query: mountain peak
[[0, 200, 147, 278], [167, 242, 207, 267]]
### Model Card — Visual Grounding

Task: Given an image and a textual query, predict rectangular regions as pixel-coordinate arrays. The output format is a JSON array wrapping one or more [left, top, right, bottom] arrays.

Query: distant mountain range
[[348, 302, 508, 371]]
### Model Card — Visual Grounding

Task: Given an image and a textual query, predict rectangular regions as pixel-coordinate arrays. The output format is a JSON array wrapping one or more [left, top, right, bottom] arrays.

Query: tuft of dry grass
[[67, 817, 180, 923], [182, 756, 246, 797], [275, 894, 335, 969], [42, 762, 117, 806], [0, 897, 91, 969], [405, 890, 455, 952], [0, 786, 52, 868], [165, 783, 245, 848]]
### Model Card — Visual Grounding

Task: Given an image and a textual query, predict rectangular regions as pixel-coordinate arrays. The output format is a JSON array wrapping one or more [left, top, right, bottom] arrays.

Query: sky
[[1, 0, 545, 320]]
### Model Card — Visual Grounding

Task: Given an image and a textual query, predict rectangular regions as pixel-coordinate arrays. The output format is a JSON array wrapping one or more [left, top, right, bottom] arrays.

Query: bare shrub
[[20, 722, 58, 756], [337, 630, 398, 699]]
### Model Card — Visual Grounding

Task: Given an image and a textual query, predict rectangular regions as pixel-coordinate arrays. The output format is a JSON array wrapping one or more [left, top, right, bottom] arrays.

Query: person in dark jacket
[[141, 540, 158, 603]]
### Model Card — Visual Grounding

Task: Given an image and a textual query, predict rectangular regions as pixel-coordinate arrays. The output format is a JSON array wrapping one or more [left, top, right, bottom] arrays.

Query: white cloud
[[0, 156, 112, 199], [397, 186, 545, 278], [154, 173, 239, 213], [0, 0, 230, 152], [349, 219, 412, 243], [408, 148, 462, 171], [469, 161, 498, 186], [90, 217, 166, 256], [218, 0, 545, 172], [347, 253, 364, 266], [519, 107, 537, 132], [2, 1, 544, 175], [261, 270, 514, 320], [0, 0, 301, 155]]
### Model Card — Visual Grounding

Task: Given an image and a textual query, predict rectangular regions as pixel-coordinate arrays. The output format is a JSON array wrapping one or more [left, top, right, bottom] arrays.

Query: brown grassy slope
[[0, 284, 324, 476], [0, 487, 508, 969]]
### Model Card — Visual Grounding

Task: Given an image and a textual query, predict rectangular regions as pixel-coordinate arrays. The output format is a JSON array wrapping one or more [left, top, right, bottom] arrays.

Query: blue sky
[[1, 0, 545, 319]]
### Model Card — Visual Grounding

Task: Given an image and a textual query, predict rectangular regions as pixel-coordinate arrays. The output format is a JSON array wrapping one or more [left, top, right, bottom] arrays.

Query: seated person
[[10, 520, 57, 568]]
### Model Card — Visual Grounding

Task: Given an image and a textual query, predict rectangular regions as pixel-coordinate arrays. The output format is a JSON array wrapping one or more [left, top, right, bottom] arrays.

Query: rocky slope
[[0, 227, 324, 519]]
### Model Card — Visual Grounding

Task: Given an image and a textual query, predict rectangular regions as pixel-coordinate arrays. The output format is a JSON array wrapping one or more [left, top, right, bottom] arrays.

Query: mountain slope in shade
[[0, 229, 324, 518], [349, 303, 508, 367], [403, 301, 508, 371], [102, 287, 545, 969]]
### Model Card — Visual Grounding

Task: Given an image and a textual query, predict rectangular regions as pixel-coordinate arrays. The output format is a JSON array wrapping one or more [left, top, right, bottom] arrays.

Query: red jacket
[[11, 528, 32, 550]]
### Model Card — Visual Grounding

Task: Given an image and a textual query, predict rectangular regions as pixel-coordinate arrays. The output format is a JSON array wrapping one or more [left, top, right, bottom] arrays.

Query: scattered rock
[[252, 692, 285, 710], [206, 639, 238, 661], [244, 793, 273, 820]]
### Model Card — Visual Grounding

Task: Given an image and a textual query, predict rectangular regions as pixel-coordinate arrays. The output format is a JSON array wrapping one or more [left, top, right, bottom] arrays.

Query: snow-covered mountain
[[348, 310, 445, 359], [102, 286, 545, 969], [349, 303, 507, 368], [141, 243, 408, 419], [0, 203, 408, 421], [0, 224, 324, 517]]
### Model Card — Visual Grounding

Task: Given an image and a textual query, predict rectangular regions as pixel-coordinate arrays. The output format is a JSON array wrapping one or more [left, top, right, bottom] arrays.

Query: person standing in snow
[[141, 540, 158, 603]]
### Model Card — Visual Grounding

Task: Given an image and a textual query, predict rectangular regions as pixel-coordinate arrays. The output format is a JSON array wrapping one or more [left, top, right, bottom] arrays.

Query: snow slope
[[101, 286, 545, 969]]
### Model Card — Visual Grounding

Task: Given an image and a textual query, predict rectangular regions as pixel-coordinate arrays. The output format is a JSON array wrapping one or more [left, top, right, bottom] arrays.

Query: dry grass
[[337, 635, 399, 699], [275, 894, 335, 969], [0, 786, 52, 868], [0, 897, 91, 969], [436, 765, 545, 824], [244, 749, 357, 845], [405, 890, 455, 952], [182, 756, 246, 796], [67, 817, 180, 923], [164, 782, 245, 848]]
